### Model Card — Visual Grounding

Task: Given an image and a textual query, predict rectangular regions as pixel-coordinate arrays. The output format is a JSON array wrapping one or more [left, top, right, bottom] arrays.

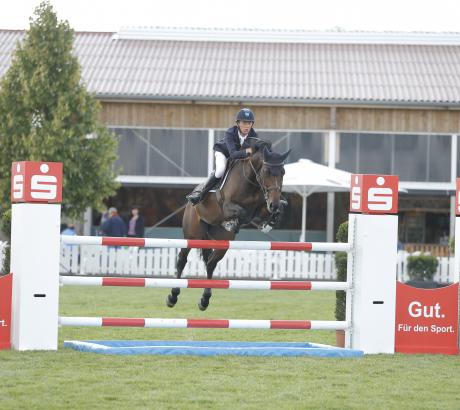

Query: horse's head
[[255, 146, 290, 214]]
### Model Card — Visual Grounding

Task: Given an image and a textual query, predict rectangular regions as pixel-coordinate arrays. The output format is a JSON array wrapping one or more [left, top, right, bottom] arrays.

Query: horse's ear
[[263, 146, 271, 160], [279, 149, 291, 162]]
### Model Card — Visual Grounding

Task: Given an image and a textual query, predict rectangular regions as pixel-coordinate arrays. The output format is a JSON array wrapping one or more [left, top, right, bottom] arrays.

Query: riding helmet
[[236, 108, 255, 122]]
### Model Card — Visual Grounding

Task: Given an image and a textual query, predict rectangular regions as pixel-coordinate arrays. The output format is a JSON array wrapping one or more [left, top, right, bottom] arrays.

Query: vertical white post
[[300, 195, 307, 242], [346, 213, 398, 354], [326, 130, 337, 242], [11, 204, 61, 350], [346, 174, 399, 354], [10, 161, 63, 351]]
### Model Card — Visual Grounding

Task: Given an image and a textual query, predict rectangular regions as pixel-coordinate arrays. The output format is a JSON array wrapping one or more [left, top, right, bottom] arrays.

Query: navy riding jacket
[[213, 126, 258, 160]]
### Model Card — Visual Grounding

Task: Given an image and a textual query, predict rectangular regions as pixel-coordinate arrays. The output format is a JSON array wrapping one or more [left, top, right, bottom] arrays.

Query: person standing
[[127, 206, 145, 238], [101, 207, 127, 237]]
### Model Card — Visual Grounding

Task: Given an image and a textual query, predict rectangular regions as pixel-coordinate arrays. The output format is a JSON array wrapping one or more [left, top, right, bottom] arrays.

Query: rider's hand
[[246, 148, 253, 155]]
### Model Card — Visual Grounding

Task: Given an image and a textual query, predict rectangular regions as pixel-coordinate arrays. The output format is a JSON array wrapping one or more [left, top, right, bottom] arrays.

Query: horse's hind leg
[[166, 247, 191, 308], [198, 249, 228, 311]]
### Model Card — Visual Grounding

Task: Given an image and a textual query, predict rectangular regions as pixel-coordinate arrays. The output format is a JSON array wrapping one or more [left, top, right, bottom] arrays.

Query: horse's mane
[[246, 138, 288, 177], [247, 137, 272, 153]]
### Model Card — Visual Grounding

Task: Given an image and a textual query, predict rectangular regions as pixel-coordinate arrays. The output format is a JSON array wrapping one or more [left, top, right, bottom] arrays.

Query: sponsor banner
[[11, 161, 63, 203], [0, 273, 12, 350], [395, 281, 459, 355], [350, 174, 398, 214]]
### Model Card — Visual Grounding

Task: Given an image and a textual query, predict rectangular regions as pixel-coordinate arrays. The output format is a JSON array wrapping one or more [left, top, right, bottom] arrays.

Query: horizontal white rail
[[61, 235, 351, 252], [58, 316, 349, 330], [59, 276, 350, 290]]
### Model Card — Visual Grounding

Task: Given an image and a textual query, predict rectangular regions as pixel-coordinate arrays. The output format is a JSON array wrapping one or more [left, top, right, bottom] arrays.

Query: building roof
[[1, 28, 460, 106]]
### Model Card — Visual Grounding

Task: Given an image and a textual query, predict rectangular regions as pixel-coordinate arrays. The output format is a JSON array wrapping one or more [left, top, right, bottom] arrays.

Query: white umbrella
[[282, 159, 351, 242]]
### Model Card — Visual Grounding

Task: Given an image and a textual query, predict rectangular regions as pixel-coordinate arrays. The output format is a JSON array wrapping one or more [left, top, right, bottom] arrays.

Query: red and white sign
[[350, 174, 398, 214], [11, 161, 63, 203], [456, 178, 460, 216], [0, 273, 12, 350], [395, 282, 459, 355]]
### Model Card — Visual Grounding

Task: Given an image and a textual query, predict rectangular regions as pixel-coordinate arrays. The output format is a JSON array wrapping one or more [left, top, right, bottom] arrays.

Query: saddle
[[209, 159, 238, 204]]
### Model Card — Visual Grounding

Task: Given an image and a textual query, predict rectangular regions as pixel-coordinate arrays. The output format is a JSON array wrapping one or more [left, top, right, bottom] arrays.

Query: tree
[[0, 1, 119, 218]]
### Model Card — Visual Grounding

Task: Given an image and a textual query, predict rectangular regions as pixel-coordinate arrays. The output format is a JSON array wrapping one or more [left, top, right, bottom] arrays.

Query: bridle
[[244, 156, 283, 204]]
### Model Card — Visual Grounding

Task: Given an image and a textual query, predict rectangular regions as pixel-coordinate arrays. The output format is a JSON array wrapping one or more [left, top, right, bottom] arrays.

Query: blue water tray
[[64, 340, 364, 357]]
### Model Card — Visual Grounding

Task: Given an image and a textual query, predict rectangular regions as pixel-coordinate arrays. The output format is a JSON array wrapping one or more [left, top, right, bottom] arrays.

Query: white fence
[[60, 245, 457, 283], [396, 251, 455, 283], [60, 245, 337, 280]]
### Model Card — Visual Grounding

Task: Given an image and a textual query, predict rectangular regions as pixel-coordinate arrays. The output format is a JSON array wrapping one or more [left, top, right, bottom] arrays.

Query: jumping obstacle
[[58, 317, 348, 330], [59, 276, 350, 290], [7, 162, 399, 355], [61, 235, 351, 252]]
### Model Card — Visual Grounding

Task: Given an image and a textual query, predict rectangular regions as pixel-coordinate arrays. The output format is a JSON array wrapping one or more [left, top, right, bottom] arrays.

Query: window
[[112, 128, 208, 177], [338, 132, 451, 182], [215, 130, 326, 164]]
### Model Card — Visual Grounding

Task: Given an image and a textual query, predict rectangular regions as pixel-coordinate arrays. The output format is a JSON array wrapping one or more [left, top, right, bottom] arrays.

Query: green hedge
[[335, 221, 348, 321], [0, 209, 11, 275], [406, 254, 438, 281]]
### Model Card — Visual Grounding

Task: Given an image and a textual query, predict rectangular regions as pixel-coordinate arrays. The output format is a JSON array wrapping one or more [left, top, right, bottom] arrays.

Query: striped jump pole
[[60, 235, 351, 253], [60, 276, 350, 291], [58, 317, 349, 330]]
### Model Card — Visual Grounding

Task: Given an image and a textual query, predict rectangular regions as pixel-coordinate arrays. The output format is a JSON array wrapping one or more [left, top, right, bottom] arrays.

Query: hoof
[[198, 301, 208, 311], [166, 295, 177, 308], [222, 220, 239, 233]]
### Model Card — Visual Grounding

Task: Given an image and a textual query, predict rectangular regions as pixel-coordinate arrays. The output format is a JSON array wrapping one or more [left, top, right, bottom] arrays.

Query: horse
[[167, 140, 291, 310]]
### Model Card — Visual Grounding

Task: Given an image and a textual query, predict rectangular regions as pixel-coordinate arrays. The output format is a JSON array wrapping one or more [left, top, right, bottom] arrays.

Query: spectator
[[127, 206, 145, 238], [101, 207, 127, 237], [61, 224, 77, 236]]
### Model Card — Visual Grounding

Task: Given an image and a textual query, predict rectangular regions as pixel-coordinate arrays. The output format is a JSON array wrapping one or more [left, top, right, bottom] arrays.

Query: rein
[[244, 157, 282, 203]]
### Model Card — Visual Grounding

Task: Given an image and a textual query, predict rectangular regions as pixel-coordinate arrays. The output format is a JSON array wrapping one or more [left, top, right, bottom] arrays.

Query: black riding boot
[[186, 173, 220, 205]]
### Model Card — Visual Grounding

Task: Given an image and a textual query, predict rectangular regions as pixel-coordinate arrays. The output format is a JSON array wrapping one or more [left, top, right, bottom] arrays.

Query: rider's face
[[238, 121, 253, 136]]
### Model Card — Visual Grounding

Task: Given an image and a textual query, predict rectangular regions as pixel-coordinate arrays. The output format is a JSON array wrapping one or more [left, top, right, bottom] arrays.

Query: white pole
[[300, 195, 307, 242], [10, 161, 62, 351], [346, 213, 398, 354], [11, 203, 61, 350]]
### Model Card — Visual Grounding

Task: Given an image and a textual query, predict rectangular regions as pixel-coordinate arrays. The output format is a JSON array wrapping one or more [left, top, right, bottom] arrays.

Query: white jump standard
[[9, 162, 399, 354]]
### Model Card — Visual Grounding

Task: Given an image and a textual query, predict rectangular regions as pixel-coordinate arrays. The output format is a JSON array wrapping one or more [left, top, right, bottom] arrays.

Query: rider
[[186, 108, 258, 205]]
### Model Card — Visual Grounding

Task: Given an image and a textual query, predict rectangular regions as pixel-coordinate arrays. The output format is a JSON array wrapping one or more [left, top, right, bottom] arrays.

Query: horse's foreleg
[[198, 249, 228, 311], [166, 247, 191, 308], [222, 202, 246, 233]]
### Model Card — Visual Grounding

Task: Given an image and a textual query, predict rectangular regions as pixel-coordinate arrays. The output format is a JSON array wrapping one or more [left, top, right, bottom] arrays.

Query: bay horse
[[167, 140, 290, 310]]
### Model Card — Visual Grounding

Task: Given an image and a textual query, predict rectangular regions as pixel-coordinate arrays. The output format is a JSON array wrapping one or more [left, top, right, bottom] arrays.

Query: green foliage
[[449, 236, 455, 255], [0, 209, 11, 275], [335, 221, 348, 321], [0, 1, 119, 218], [406, 254, 439, 281]]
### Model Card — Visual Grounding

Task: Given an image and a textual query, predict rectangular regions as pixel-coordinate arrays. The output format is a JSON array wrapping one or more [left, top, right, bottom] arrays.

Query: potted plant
[[334, 221, 348, 347], [406, 253, 439, 288]]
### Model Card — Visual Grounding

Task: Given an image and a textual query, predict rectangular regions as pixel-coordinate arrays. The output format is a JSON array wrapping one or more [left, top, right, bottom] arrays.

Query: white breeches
[[214, 151, 227, 178]]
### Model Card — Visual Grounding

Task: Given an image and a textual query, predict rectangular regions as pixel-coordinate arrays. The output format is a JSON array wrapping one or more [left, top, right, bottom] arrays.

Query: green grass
[[1, 286, 460, 409]]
